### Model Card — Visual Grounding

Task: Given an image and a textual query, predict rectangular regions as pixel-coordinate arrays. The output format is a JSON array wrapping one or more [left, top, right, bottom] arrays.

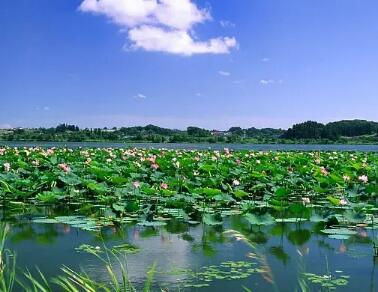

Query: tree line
[[1, 120, 378, 144], [282, 120, 378, 140]]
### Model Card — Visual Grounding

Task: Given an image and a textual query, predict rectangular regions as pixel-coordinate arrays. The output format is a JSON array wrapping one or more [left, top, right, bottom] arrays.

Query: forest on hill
[[1, 120, 378, 144]]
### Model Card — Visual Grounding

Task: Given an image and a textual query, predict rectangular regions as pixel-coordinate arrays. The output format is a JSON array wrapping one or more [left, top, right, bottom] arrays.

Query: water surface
[[5, 215, 377, 291], [2, 141, 378, 152]]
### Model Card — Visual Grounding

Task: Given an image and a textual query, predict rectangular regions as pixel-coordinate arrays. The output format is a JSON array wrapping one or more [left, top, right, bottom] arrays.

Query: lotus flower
[[151, 163, 159, 170], [133, 181, 141, 189], [320, 166, 329, 176], [160, 182, 168, 189], [340, 198, 348, 206], [302, 197, 310, 205], [148, 156, 157, 163], [32, 160, 40, 166], [46, 148, 54, 155], [58, 163, 70, 173], [358, 175, 368, 183], [3, 163, 10, 172], [343, 175, 350, 182], [173, 161, 180, 168], [232, 179, 240, 186]]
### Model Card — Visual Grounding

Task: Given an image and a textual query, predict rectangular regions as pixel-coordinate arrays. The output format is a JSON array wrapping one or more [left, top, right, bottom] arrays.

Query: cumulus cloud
[[79, 0, 237, 56], [128, 26, 236, 55], [218, 70, 231, 76], [261, 57, 270, 62]]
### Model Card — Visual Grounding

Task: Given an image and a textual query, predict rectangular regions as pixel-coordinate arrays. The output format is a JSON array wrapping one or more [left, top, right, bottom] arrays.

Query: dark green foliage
[[187, 126, 211, 137], [283, 119, 378, 141], [283, 121, 325, 139], [2, 119, 378, 143]]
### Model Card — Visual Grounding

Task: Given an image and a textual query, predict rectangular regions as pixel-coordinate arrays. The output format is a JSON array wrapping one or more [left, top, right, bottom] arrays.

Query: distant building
[[210, 130, 230, 136]]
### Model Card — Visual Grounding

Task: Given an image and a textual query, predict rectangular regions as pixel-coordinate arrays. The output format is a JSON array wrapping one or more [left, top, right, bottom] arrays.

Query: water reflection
[[4, 216, 378, 291]]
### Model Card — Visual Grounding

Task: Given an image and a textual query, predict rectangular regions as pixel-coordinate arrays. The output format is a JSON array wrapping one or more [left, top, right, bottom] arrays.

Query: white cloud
[[43, 106, 50, 111], [195, 92, 203, 97], [259, 79, 284, 85], [260, 79, 273, 85], [220, 20, 235, 28], [128, 26, 236, 55], [134, 93, 147, 99], [261, 57, 270, 62], [218, 70, 231, 76], [79, 0, 237, 56]]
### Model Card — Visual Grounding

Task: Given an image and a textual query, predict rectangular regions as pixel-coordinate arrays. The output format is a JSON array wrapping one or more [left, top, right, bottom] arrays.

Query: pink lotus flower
[[358, 175, 368, 184], [148, 156, 157, 163], [3, 163, 10, 172], [151, 163, 159, 170], [133, 181, 141, 189], [0, 148, 6, 156], [320, 166, 329, 176], [160, 182, 168, 189], [343, 175, 350, 182], [47, 149, 54, 155], [224, 148, 230, 155], [58, 163, 70, 173], [236, 159, 241, 165]]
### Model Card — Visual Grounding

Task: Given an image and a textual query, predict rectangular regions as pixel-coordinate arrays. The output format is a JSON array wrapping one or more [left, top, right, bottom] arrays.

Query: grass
[[0, 223, 156, 292]]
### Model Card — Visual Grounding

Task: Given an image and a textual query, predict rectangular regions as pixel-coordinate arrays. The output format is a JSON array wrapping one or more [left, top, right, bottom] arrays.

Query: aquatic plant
[[0, 147, 376, 229], [0, 223, 157, 292]]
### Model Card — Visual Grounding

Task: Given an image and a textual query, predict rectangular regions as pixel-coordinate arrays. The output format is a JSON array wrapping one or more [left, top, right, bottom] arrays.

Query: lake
[[2, 141, 378, 152], [3, 209, 377, 292], [0, 144, 377, 291]]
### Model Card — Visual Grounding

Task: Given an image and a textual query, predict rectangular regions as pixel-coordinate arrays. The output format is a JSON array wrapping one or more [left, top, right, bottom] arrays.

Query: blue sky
[[1, 0, 378, 130]]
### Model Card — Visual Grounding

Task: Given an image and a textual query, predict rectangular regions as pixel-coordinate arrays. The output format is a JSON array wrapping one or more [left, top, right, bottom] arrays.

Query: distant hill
[[1, 120, 378, 143], [282, 119, 378, 140]]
